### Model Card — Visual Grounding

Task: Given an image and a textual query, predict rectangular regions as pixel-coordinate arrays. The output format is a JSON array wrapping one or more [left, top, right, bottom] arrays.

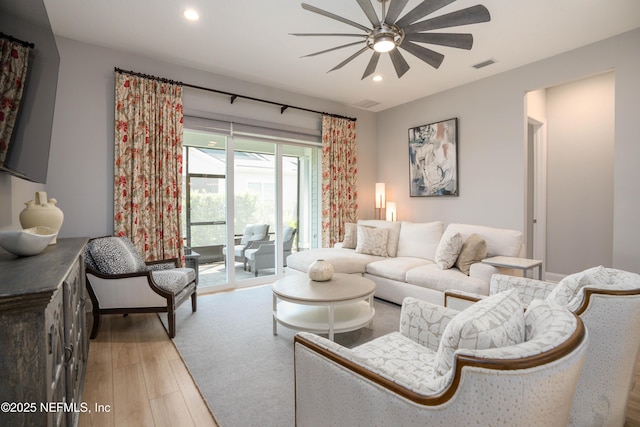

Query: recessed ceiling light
[[183, 8, 199, 21], [372, 75, 383, 82]]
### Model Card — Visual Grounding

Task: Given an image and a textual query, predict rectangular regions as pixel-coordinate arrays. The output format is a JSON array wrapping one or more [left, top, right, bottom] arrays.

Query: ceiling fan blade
[[302, 40, 366, 58], [384, 0, 410, 26], [302, 3, 371, 32], [356, 0, 380, 27], [404, 5, 491, 33], [388, 49, 410, 78], [329, 46, 370, 72], [361, 52, 381, 79], [404, 32, 473, 50], [291, 33, 368, 37], [399, 40, 445, 68], [394, 0, 456, 27]]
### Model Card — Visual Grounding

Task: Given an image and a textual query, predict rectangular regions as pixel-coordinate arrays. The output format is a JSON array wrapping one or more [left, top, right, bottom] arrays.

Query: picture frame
[[408, 117, 458, 197]]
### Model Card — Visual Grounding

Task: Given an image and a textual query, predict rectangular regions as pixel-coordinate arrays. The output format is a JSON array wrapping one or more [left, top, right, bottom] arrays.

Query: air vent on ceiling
[[353, 99, 380, 109], [472, 59, 496, 69]]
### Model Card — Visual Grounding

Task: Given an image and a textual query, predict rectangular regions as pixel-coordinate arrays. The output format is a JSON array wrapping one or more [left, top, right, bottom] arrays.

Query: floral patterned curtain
[[0, 39, 30, 165], [321, 115, 358, 247], [113, 71, 184, 263]]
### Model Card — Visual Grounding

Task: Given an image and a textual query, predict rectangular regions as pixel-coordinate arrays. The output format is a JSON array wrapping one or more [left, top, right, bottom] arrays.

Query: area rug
[[166, 284, 401, 427]]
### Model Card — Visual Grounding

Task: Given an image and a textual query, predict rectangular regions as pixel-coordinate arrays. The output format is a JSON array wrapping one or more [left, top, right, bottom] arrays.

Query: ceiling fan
[[292, 0, 491, 79]]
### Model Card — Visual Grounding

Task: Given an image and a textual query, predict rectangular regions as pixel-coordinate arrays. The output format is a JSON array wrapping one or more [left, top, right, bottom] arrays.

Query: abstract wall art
[[408, 118, 458, 197]]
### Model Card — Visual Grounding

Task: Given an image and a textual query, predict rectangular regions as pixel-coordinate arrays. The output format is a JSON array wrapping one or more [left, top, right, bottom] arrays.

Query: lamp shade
[[375, 183, 386, 209], [386, 201, 397, 222]]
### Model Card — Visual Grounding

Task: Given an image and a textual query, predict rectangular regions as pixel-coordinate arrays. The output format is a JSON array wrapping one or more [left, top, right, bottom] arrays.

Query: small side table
[[185, 249, 201, 285], [481, 256, 543, 280]]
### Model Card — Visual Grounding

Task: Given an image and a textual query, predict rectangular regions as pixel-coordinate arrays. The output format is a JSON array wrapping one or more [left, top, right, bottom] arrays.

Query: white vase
[[308, 259, 334, 281], [19, 191, 64, 245]]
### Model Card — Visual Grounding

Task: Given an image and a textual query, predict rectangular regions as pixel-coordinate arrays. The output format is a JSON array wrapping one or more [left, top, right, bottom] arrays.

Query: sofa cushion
[[435, 232, 462, 269], [455, 233, 487, 275], [396, 221, 443, 260], [434, 288, 525, 376], [286, 247, 384, 275], [356, 225, 389, 257], [358, 219, 402, 257], [406, 264, 489, 295], [365, 257, 433, 282], [342, 222, 357, 249], [443, 223, 523, 257]]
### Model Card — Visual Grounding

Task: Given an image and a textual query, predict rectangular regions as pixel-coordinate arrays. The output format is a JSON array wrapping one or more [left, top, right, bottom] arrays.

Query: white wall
[[30, 37, 376, 239], [376, 28, 640, 273], [546, 72, 614, 274]]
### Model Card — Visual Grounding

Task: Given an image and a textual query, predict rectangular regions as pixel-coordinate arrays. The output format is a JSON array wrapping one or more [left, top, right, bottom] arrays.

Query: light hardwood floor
[[79, 313, 218, 427], [80, 308, 640, 427]]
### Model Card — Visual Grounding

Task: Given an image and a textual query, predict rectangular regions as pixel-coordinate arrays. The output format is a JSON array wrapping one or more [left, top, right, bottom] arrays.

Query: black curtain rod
[[0, 32, 35, 48], [114, 67, 356, 122]]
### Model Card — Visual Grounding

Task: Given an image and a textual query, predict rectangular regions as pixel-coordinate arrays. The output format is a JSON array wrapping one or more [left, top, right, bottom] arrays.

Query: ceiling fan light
[[373, 36, 396, 53]]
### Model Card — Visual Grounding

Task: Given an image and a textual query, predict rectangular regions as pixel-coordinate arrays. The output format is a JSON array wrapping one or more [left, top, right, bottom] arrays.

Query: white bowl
[[0, 226, 58, 256]]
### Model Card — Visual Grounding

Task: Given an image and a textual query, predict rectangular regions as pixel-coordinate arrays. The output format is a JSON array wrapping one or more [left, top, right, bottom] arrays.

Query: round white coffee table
[[272, 273, 376, 341]]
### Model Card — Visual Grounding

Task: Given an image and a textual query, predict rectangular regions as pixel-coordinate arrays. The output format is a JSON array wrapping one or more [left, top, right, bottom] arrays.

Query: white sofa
[[286, 220, 524, 305]]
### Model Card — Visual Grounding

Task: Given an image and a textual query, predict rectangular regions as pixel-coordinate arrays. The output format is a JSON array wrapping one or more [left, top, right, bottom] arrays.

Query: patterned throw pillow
[[88, 236, 147, 275], [342, 222, 357, 249], [434, 232, 463, 269], [455, 233, 488, 275], [355, 225, 389, 257], [434, 288, 525, 376]]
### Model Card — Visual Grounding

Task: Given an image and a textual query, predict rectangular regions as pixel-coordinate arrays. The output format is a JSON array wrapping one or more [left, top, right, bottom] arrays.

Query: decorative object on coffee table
[[308, 259, 334, 281], [408, 118, 458, 197], [19, 191, 64, 244]]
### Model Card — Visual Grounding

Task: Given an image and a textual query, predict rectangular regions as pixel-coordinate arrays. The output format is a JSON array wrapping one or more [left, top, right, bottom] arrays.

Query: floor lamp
[[375, 182, 385, 220]]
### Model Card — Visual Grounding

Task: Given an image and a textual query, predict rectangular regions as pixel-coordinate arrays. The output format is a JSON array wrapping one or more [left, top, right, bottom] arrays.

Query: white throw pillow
[[396, 221, 444, 260], [342, 222, 357, 249], [355, 225, 389, 257], [434, 232, 463, 269], [434, 288, 525, 376]]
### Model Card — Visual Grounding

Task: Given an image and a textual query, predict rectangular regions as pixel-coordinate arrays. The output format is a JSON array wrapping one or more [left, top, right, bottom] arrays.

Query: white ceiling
[[43, 0, 640, 112]]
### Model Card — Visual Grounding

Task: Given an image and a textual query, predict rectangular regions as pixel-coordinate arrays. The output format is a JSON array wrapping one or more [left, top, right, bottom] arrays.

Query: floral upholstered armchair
[[445, 266, 640, 427], [84, 236, 197, 339], [295, 290, 588, 426]]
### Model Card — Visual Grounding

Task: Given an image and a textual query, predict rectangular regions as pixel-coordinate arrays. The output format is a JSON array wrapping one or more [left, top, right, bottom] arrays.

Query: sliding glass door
[[182, 126, 320, 291]]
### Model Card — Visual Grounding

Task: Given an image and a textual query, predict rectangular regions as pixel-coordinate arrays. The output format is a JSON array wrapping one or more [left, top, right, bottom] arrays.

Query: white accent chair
[[222, 223, 270, 270], [295, 291, 588, 427], [445, 266, 640, 427], [244, 226, 296, 276], [84, 236, 197, 339]]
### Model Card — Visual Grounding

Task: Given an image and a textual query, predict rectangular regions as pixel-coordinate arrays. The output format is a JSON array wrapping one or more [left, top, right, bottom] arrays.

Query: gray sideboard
[[0, 238, 89, 427]]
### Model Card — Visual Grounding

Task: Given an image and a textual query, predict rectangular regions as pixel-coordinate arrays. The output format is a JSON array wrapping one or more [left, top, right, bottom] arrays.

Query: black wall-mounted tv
[[0, 0, 59, 184]]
